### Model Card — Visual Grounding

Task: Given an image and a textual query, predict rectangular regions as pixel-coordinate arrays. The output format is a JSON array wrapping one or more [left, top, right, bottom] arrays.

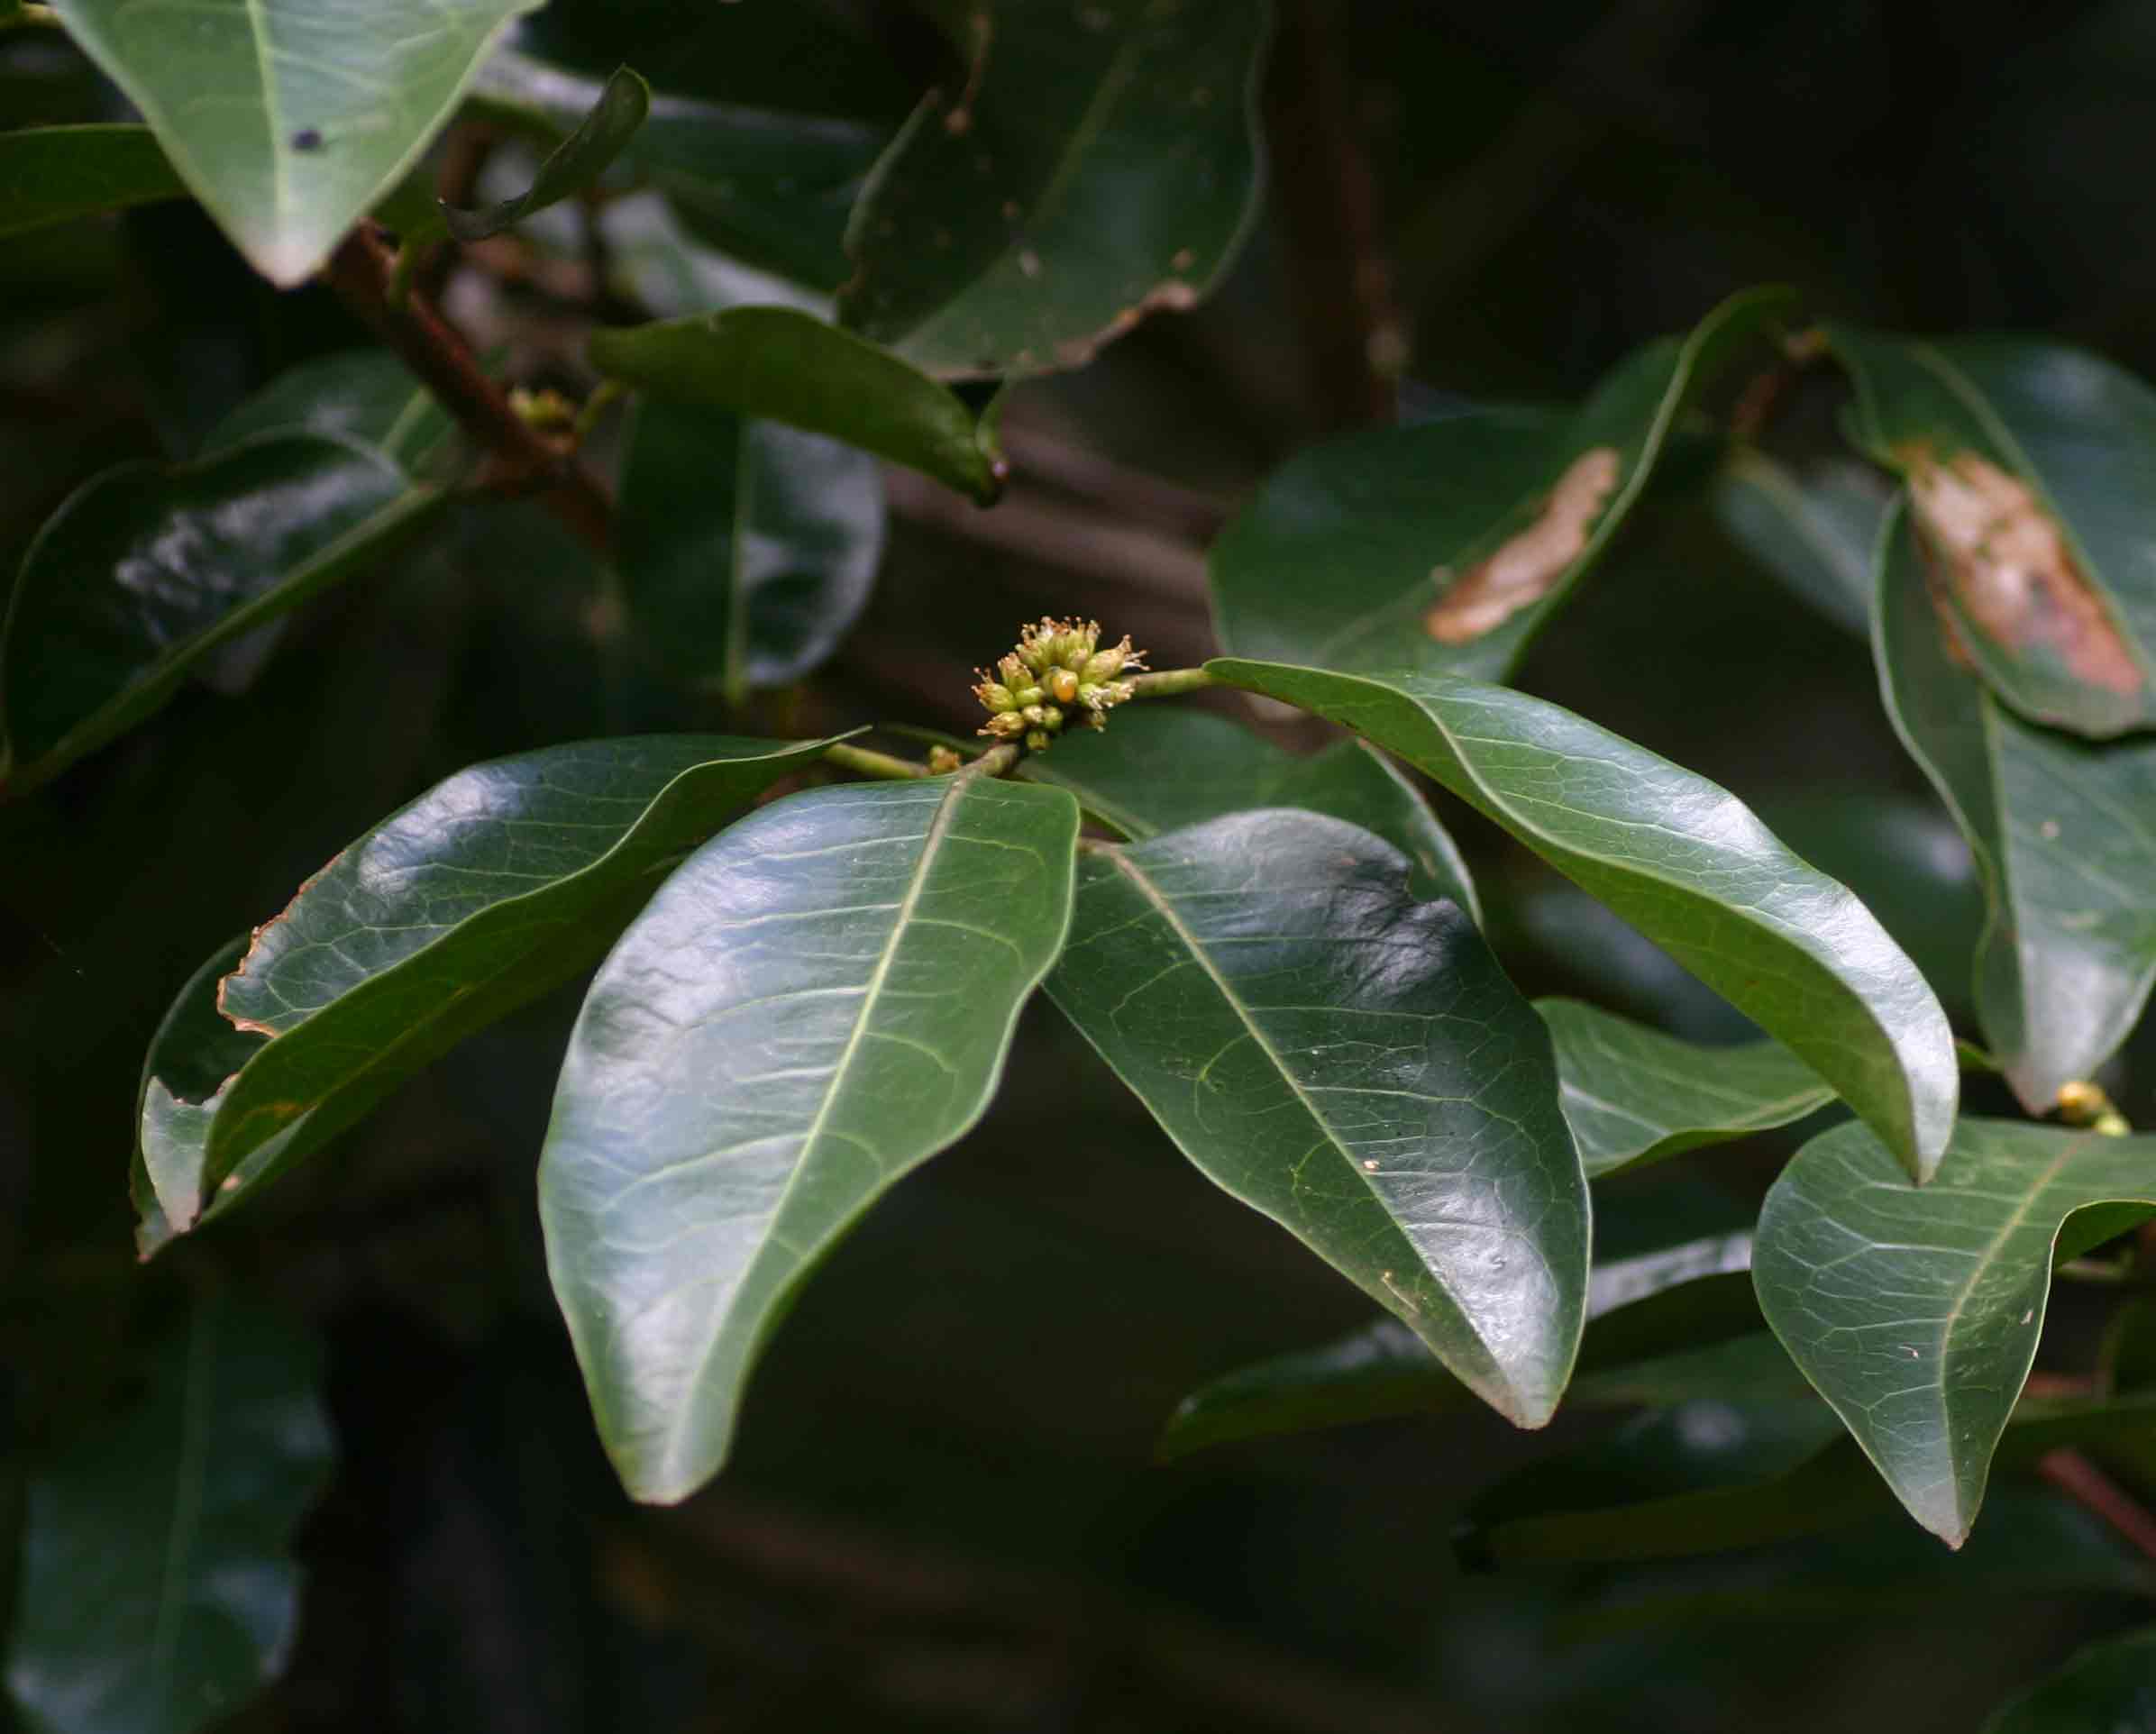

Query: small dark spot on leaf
[[290, 128, 324, 151]]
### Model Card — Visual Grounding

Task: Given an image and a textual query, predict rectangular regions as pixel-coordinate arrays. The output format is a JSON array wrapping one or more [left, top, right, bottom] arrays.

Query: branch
[[2037, 1448, 2156, 1562], [323, 224, 614, 557]]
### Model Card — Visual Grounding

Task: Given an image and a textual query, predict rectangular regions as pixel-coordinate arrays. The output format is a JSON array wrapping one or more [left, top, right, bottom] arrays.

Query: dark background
[[5, 2, 2155, 1728]]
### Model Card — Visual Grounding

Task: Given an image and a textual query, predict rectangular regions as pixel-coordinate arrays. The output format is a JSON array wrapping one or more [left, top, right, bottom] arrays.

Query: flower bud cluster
[[973, 617, 1146, 752]]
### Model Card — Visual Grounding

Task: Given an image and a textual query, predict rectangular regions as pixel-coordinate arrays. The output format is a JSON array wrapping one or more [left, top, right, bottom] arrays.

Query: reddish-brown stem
[[2038, 1448, 2156, 1561], [322, 224, 614, 557]]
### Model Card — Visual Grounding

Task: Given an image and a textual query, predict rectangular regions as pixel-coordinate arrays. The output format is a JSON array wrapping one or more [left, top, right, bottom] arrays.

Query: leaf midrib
[[659, 776, 970, 1480], [148, 1301, 217, 1700]]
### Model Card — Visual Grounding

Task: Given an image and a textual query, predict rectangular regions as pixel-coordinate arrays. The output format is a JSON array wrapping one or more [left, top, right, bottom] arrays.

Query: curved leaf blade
[[1539, 998, 1835, 1178], [1022, 706, 1478, 917], [1161, 1237, 1785, 1459], [5, 1296, 332, 1734], [1046, 809, 1588, 1428], [443, 64, 649, 242], [541, 774, 1080, 1502], [839, 0, 1269, 379], [617, 397, 884, 701], [588, 306, 1001, 502], [48, 0, 541, 285], [0, 123, 187, 238], [0, 434, 443, 797], [1208, 658, 1959, 1180], [1754, 1116, 2156, 1546], [1209, 288, 1791, 682], [1712, 448, 1889, 642], [1983, 1624, 2156, 1733], [1833, 324, 2156, 737], [205, 350, 452, 472], [1874, 500, 2156, 1109], [183, 735, 849, 1222]]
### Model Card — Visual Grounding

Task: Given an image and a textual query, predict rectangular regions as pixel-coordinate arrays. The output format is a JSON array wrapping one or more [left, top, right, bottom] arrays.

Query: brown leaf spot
[[215, 849, 343, 1031], [1903, 446, 2142, 697], [1424, 447, 1622, 645]]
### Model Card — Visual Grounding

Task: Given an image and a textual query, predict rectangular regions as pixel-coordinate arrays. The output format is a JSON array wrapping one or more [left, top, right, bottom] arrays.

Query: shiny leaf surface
[[839, 0, 1269, 379], [0, 123, 186, 237], [1160, 1236, 1792, 1459], [1539, 998, 1834, 1178], [0, 434, 442, 797], [1833, 324, 2156, 737], [1047, 809, 1588, 1428], [1754, 1116, 2156, 1545], [48, 0, 540, 284], [588, 306, 1002, 502], [616, 397, 884, 701], [1875, 500, 2156, 1109], [1208, 658, 1959, 1180], [541, 774, 1080, 1502], [1022, 706, 1477, 917], [204, 350, 452, 472], [1209, 289, 1789, 681], [443, 64, 648, 242], [1983, 1625, 2156, 1733], [5, 1296, 332, 1734], [179, 736, 847, 1228]]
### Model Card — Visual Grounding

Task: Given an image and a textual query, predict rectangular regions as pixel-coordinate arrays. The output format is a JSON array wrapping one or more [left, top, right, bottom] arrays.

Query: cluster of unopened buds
[[973, 618, 1146, 753]]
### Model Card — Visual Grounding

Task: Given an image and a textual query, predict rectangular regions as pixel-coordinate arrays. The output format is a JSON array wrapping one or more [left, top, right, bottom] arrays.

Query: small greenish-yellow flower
[[977, 618, 1147, 751]]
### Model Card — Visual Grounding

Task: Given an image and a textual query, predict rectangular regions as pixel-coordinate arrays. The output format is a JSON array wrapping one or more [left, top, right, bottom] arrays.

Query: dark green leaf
[[5, 1296, 332, 1734], [616, 397, 883, 701], [1022, 707, 1477, 917], [473, 41, 888, 290], [1713, 448, 1890, 641], [1047, 809, 1587, 1428], [588, 306, 1002, 502], [1754, 1116, 2156, 1546], [0, 123, 187, 238], [1208, 659, 1959, 1180], [1833, 324, 2156, 738], [132, 936, 259, 1257], [1159, 1237, 1795, 1459], [0, 435, 443, 797], [1209, 289, 1790, 682], [1465, 1388, 2156, 1565], [204, 350, 453, 472], [1983, 1624, 2156, 1732], [2100, 1296, 2156, 1398], [48, 0, 541, 284], [1875, 499, 2156, 1109], [541, 774, 1080, 1501], [838, 0, 1269, 379], [442, 64, 648, 242], [131, 735, 846, 1249], [1539, 998, 1834, 1179]]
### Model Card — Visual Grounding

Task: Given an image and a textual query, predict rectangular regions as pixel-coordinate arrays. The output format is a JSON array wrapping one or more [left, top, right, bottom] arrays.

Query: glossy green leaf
[[472, 41, 888, 290], [128, 736, 844, 1251], [442, 64, 647, 242], [1754, 1116, 2156, 1546], [588, 307, 1002, 502], [1022, 707, 1478, 918], [1047, 808, 1587, 1428], [1209, 288, 1790, 682], [616, 397, 884, 702], [541, 774, 1080, 1502], [1713, 447, 1890, 641], [199, 735, 847, 1188], [1538, 998, 1834, 1179], [1208, 658, 1959, 1181], [131, 936, 260, 1257], [1466, 1388, 2156, 1565], [1983, 1625, 2156, 1733], [204, 350, 452, 471], [5, 1295, 332, 1734], [0, 123, 187, 237], [47, 0, 541, 285], [1875, 500, 2156, 1109], [0, 434, 443, 797], [838, 0, 1269, 379], [1160, 1236, 1796, 1459], [1833, 324, 2156, 737]]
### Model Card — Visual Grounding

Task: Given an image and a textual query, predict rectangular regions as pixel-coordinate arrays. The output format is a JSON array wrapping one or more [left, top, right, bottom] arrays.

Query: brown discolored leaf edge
[[1424, 447, 1621, 645]]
